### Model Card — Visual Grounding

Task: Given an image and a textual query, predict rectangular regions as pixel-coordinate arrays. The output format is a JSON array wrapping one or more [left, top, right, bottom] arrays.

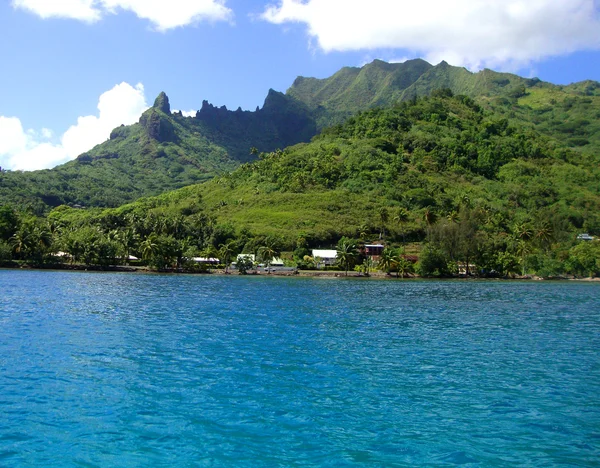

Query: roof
[[312, 249, 337, 258], [365, 244, 385, 248]]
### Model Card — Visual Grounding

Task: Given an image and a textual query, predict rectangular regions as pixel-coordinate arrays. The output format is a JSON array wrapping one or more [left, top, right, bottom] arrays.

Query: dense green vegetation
[[488, 80, 600, 156], [0, 91, 315, 213], [1, 59, 599, 217], [2, 92, 599, 278]]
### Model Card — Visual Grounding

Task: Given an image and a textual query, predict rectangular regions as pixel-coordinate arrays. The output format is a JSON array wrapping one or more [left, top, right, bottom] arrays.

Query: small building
[[457, 263, 476, 275], [577, 233, 595, 241], [365, 244, 385, 258], [191, 257, 220, 264], [312, 249, 337, 267]]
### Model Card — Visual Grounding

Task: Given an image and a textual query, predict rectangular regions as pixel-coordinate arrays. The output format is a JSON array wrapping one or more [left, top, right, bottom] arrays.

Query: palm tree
[[140, 235, 158, 262], [516, 240, 531, 276], [175, 237, 191, 269], [336, 237, 358, 276], [424, 208, 437, 240], [396, 257, 414, 278], [201, 245, 219, 262], [534, 222, 554, 251], [447, 210, 459, 224], [219, 240, 237, 274], [117, 227, 138, 265], [10, 230, 30, 260], [424, 208, 436, 227], [33, 224, 53, 264], [512, 222, 533, 276], [258, 237, 281, 274], [361, 257, 374, 276], [378, 247, 396, 275], [513, 222, 533, 242], [393, 208, 409, 247], [171, 216, 187, 239], [10, 221, 49, 262], [379, 207, 389, 239], [357, 223, 370, 242]]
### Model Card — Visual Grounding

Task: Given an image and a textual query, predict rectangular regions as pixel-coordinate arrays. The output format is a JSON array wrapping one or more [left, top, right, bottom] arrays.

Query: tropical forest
[[1, 59, 599, 278]]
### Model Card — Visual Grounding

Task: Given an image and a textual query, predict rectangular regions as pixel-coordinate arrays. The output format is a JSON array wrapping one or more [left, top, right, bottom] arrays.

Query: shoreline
[[1, 263, 598, 281]]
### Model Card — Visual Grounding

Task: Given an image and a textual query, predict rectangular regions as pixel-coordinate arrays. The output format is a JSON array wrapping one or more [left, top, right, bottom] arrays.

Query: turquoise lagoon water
[[0, 270, 599, 467]]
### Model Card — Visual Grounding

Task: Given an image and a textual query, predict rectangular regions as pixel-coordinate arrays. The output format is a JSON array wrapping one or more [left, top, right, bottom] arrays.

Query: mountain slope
[[52, 94, 600, 246], [287, 59, 434, 128], [286, 58, 600, 158], [0, 91, 315, 213], [1, 59, 599, 214], [288, 59, 537, 128], [4, 93, 599, 278]]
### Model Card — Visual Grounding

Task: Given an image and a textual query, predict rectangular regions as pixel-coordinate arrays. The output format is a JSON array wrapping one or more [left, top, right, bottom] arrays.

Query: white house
[[191, 257, 220, 264], [236, 254, 256, 263], [312, 249, 337, 267], [236, 254, 284, 267]]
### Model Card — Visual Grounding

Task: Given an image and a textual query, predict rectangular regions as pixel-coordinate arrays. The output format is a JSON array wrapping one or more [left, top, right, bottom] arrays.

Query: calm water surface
[[0, 271, 599, 466]]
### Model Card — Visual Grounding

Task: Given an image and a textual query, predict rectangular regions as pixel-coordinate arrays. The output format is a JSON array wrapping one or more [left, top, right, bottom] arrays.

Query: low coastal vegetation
[[1, 92, 599, 278]]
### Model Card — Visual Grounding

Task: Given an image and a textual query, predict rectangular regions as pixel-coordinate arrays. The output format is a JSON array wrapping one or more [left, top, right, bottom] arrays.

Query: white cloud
[[173, 109, 197, 117], [0, 82, 148, 171], [102, 0, 233, 31], [261, 0, 600, 70], [12, 0, 101, 22], [12, 0, 232, 30]]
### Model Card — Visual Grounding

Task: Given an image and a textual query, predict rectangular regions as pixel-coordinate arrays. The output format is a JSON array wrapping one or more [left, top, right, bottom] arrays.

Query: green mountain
[[1, 59, 599, 215], [288, 59, 600, 156], [22, 92, 596, 277], [51, 93, 599, 244], [287, 59, 532, 127], [0, 90, 315, 213]]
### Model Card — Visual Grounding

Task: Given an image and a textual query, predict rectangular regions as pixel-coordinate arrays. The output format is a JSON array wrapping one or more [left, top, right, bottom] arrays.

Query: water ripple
[[0, 271, 599, 466]]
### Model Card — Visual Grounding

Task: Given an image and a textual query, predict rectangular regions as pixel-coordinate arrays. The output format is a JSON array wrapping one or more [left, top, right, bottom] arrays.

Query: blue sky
[[1, 0, 599, 170]]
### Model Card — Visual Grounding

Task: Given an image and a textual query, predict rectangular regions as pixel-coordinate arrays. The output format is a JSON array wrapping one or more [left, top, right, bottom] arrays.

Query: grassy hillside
[[1, 59, 599, 218], [486, 80, 600, 156], [44, 93, 600, 237], [287, 59, 600, 160], [3, 93, 599, 277], [287, 59, 434, 128], [191, 92, 600, 242]]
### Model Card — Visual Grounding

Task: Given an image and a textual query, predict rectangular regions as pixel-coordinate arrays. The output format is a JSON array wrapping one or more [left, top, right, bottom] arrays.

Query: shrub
[[416, 246, 454, 277]]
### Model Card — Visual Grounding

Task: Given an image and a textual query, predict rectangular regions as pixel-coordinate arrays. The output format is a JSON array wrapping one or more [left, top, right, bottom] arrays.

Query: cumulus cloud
[[261, 0, 600, 70], [173, 109, 197, 117], [0, 82, 148, 171], [12, 0, 232, 30], [12, 0, 101, 22]]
